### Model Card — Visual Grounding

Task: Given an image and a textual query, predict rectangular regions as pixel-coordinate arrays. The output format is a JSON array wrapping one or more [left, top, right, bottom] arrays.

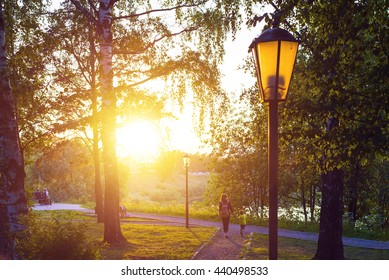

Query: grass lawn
[[27, 210, 388, 260], [84, 222, 217, 260], [28, 210, 217, 260], [244, 233, 389, 260]]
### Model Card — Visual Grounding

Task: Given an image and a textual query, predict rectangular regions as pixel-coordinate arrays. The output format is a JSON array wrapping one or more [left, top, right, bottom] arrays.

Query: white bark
[[98, 0, 125, 243], [0, 4, 28, 259], [70, 0, 124, 243]]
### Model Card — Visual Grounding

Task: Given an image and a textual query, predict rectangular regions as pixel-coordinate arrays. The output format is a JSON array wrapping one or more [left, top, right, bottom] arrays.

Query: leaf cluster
[[16, 212, 103, 260]]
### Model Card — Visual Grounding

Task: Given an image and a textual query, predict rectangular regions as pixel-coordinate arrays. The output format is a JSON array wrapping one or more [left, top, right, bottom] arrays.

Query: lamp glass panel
[[252, 48, 264, 100], [278, 40, 299, 100], [256, 41, 278, 100], [183, 156, 190, 167]]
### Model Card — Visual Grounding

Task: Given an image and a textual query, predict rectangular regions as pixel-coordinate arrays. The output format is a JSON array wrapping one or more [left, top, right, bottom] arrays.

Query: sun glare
[[116, 121, 161, 162], [116, 108, 204, 162]]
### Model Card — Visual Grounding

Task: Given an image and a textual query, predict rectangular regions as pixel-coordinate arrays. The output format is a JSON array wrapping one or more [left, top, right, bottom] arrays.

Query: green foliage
[[206, 92, 269, 218], [280, 0, 389, 231], [16, 212, 103, 260], [122, 171, 209, 204], [207, 0, 389, 238], [154, 150, 183, 181], [3, 0, 71, 158], [27, 138, 95, 203]]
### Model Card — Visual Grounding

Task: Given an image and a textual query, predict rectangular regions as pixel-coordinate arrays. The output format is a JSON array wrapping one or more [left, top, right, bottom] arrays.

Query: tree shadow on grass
[[101, 241, 138, 260]]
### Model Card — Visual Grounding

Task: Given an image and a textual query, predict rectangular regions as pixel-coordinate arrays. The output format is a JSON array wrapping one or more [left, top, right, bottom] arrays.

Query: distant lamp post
[[183, 153, 191, 228], [249, 27, 299, 260]]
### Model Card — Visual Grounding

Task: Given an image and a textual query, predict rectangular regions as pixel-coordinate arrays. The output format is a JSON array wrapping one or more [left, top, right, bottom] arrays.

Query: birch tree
[[0, 2, 28, 259], [67, 0, 254, 244]]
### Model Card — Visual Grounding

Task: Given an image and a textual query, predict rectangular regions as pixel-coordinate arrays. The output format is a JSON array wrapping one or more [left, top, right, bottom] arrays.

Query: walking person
[[238, 209, 247, 237], [219, 193, 234, 238]]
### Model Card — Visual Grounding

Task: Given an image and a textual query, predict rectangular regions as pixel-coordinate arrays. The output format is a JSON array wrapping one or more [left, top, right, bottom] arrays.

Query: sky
[[221, 28, 258, 94], [116, 10, 268, 161], [48, 1, 268, 161], [159, 24, 264, 154]]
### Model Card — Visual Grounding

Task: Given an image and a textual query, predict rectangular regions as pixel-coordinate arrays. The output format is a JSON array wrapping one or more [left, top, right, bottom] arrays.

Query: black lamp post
[[249, 27, 299, 260], [183, 153, 191, 228]]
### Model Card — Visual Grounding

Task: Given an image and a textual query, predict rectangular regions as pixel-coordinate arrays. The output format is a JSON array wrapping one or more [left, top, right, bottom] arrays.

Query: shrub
[[16, 212, 102, 260]]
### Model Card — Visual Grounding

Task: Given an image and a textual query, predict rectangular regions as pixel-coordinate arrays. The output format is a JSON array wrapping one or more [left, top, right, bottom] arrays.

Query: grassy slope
[[244, 233, 389, 260]]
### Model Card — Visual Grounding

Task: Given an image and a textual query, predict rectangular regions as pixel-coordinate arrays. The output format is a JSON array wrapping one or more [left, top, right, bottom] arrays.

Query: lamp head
[[183, 153, 191, 168], [249, 28, 299, 102]]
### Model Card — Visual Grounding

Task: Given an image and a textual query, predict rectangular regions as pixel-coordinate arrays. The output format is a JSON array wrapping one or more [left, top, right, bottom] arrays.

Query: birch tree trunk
[[98, 0, 125, 243], [89, 10, 103, 224], [0, 5, 28, 259], [92, 68, 104, 224]]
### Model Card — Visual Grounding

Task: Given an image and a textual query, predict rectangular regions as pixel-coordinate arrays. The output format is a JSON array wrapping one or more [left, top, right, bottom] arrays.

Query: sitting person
[[34, 188, 43, 204], [119, 205, 127, 218], [41, 188, 51, 205]]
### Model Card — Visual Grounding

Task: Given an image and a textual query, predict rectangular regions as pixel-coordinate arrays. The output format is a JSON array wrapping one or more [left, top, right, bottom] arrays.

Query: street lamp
[[249, 27, 299, 260], [183, 153, 191, 228]]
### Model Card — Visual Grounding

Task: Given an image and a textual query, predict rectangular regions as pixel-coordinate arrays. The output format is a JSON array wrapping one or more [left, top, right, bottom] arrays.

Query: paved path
[[32, 203, 389, 253], [32, 203, 92, 212], [192, 227, 244, 260]]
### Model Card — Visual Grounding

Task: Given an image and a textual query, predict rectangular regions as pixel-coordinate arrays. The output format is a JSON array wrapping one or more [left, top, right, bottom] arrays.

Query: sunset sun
[[116, 121, 161, 162], [116, 114, 202, 162]]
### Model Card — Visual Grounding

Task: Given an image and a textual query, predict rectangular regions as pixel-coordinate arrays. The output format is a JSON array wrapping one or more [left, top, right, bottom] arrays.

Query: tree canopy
[[207, 0, 388, 237]]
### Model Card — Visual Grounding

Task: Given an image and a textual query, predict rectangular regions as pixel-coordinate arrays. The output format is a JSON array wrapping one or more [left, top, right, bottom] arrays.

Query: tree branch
[[114, 26, 198, 55], [114, 58, 186, 89], [69, 0, 99, 26], [87, 0, 99, 18], [112, 0, 207, 21]]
